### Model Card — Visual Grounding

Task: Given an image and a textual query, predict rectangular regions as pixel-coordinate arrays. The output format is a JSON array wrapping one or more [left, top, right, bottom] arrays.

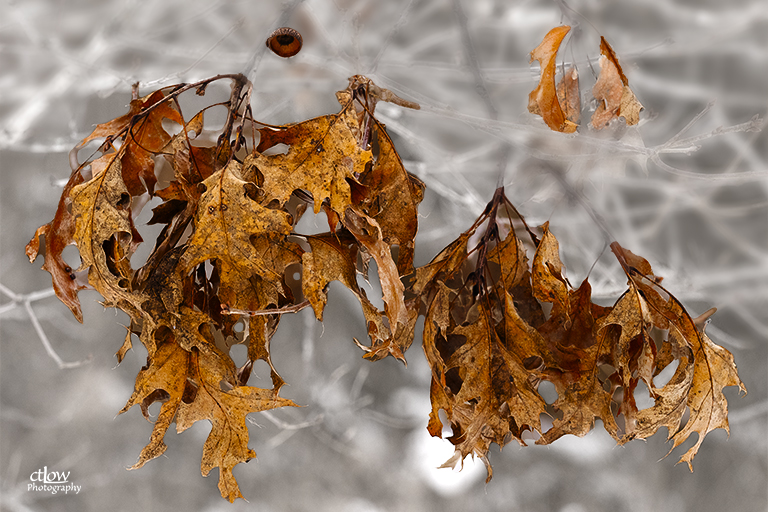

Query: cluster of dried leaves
[[27, 73, 423, 501], [415, 188, 744, 480], [528, 26, 644, 132], [27, 31, 743, 501]]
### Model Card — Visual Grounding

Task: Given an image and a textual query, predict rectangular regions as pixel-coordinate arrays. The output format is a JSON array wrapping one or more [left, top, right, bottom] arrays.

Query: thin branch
[[23, 301, 91, 370], [221, 300, 311, 317]]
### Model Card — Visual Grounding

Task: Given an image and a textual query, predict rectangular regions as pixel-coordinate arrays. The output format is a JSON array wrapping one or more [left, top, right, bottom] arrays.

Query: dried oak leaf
[[26, 168, 87, 321], [425, 293, 549, 481], [534, 281, 619, 445], [528, 25, 578, 133], [176, 346, 296, 502], [419, 191, 557, 480], [253, 89, 371, 216], [591, 37, 643, 129], [69, 153, 145, 318], [610, 242, 745, 469], [357, 124, 425, 275], [526, 224, 618, 444], [344, 208, 407, 329], [174, 159, 295, 313], [302, 230, 416, 363], [77, 89, 184, 196], [121, 328, 296, 502], [137, 111, 224, 288], [120, 330, 190, 468]]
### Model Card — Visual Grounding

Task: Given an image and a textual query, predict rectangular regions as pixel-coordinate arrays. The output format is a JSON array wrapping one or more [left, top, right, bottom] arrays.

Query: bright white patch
[[547, 426, 615, 464], [408, 428, 485, 496]]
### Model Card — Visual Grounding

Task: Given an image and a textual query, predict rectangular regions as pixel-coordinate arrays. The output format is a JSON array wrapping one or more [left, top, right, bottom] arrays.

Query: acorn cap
[[266, 27, 303, 58]]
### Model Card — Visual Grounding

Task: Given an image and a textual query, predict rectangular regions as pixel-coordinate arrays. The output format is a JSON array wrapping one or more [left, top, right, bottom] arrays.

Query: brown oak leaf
[[591, 37, 643, 129]]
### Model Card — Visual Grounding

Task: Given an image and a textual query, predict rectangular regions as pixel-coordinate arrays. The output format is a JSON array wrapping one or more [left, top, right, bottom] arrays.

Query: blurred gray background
[[1, 1, 766, 511]]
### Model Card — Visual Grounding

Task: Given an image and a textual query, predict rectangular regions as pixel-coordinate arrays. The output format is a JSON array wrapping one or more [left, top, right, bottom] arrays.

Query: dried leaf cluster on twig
[[27, 66, 743, 501]]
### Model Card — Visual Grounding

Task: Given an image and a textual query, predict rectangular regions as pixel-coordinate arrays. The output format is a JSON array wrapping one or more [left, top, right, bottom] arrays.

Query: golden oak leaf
[[671, 326, 744, 469], [240, 232, 303, 389], [246, 315, 284, 389], [528, 26, 578, 133], [254, 92, 371, 216], [121, 322, 296, 503], [176, 346, 297, 502], [356, 297, 419, 362], [301, 231, 413, 362], [343, 208, 407, 329], [69, 153, 145, 318], [176, 160, 294, 312], [120, 331, 190, 469]]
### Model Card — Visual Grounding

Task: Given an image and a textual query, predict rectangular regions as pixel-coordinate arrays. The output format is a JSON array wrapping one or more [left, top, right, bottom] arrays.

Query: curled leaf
[[528, 26, 578, 133]]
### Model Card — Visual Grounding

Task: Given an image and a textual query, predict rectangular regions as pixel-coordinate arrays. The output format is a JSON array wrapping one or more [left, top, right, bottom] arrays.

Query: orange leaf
[[528, 26, 578, 133]]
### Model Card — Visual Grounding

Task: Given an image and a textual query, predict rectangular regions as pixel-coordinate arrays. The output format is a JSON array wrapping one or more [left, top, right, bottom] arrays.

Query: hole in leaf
[[230, 343, 247, 366], [62, 245, 81, 270], [538, 380, 558, 405], [262, 143, 290, 156], [653, 358, 679, 388], [633, 380, 655, 410]]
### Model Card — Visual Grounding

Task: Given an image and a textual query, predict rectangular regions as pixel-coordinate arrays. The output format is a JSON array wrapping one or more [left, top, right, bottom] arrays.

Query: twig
[[221, 300, 311, 317], [23, 301, 91, 370]]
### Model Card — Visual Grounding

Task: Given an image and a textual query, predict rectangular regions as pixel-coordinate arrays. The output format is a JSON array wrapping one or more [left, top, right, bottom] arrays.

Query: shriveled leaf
[[591, 37, 643, 129], [528, 26, 578, 133], [120, 332, 190, 469], [69, 153, 145, 318], [343, 208, 407, 329], [531, 222, 570, 320], [611, 242, 745, 469], [357, 124, 425, 274], [78, 90, 184, 196], [26, 168, 87, 322], [556, 66, 581, 125], [302, 231, 410, 362]]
